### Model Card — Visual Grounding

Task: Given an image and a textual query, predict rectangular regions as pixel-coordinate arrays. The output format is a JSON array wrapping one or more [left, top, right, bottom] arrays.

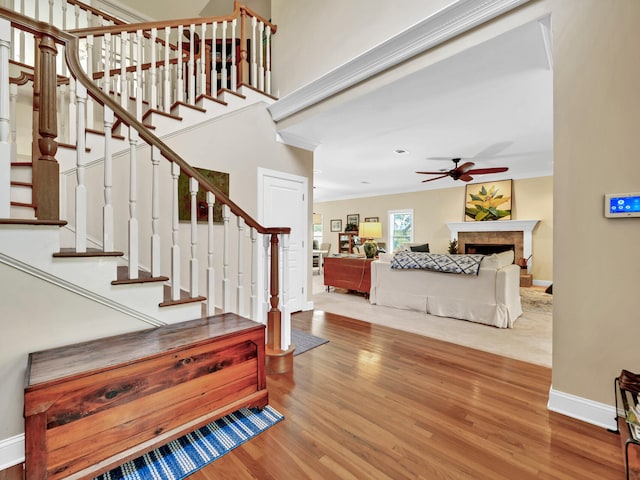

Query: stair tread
[[0, 218, 66, 226], [171, 101, 206, 113], [160, 284, 206, 307], [10, 181, 32, 187], [53, 248, 124, 258], [142, 109, 182, 122], [11, 161, 32, 167], [112, 266, 169, 285]]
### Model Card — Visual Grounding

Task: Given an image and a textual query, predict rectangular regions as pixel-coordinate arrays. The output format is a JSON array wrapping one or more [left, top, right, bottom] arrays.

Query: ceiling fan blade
[[459, 174, 474, 182], [416, 171, 450, 175], [421, 175, 449, 183], [466, 167, 509, 175], [456, 162, 475, 174]]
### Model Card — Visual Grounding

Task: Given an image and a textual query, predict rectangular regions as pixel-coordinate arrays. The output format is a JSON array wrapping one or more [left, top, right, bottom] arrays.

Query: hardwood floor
[[188, 310, 624, 479]]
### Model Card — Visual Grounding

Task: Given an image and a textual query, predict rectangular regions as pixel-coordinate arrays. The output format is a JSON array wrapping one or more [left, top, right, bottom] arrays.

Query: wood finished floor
[[188, 309, 624, 480]]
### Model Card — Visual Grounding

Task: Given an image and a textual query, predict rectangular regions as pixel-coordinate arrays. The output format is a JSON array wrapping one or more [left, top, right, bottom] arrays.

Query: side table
[[323, 256, 373, 296]]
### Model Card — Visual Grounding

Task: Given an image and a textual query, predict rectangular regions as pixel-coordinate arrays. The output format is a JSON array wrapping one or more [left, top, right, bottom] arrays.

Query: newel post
[[265, 232, 294, 374], [34, 34, 59, 220]]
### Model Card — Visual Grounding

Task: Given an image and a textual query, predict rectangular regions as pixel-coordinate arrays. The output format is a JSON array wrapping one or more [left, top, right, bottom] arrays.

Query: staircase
[[0, 2, 295, 468]]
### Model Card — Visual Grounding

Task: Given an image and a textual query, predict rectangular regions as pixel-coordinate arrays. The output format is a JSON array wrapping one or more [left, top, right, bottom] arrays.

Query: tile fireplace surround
[[447, 220, 539, 272]]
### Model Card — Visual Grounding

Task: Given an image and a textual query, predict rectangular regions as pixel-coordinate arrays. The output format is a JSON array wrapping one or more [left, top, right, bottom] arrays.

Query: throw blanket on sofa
[[390, 251, 484, 275]]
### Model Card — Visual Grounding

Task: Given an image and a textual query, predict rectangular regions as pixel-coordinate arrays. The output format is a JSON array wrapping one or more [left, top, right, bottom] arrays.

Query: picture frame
[[364, 217, 379, 222], [346, 214, 360, 227], [178, 167, 229, 223], [464, 179, 512, 222], [330, 219, 342, 232]]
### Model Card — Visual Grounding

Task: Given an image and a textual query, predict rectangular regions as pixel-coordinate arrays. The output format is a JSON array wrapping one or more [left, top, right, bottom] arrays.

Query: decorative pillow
[[409, 243, 430, 253], [377, 252, 393, 262], [481, 250, 515, 269]]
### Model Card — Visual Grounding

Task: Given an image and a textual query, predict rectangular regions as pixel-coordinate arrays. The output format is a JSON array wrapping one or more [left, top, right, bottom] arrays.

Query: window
[[388, 209, 413, 251], [313, 214, 323, 248]]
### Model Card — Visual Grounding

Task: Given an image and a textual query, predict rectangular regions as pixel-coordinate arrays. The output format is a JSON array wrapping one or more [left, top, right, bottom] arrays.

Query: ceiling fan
[[416, 158, 509, 183]]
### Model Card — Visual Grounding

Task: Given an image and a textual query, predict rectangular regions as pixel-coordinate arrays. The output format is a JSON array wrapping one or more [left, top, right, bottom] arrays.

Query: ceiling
[[275, 19, 554, 203]]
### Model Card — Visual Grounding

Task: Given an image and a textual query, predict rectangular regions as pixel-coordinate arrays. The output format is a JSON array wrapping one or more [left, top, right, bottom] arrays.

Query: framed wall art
[[364, 217, 379, 222], [330, 219, 342, 232], [346, 214, 359, 227], [178, 167, 229, 223], [464, 179, 512, 222]]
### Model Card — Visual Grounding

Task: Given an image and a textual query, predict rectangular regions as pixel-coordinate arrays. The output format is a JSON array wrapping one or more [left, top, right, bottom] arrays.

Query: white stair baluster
[[258, 21, 264, 92], [85, 32, 94, 128], [128, 127, 139, 279], [171, 162, 181, 301], [236, 217, 244, 315], [150, 146, 160, 277], [163, 26, 170, 112], [188, 23, 195, 104], [67, 76, 76, 145], [102, 106, 114, 251], [230, 18, 237, 91], [262, 234, 270, 324], [75, 81, 87, 252], [9, 83, 17, 164], [135, 29, 142, 120], [48, 0, 53, 26], [221, 20, 227, 90], [199, 22, 206, 99], [222, 203, 230, 312], [103, 33, 111, 98], [189, 176, 198, 297], [210, 22, 217, 96], [119, 32, 127, 109], [250, 227, 258, 320], [19, 0, 25, 63], [280, 233, 291, 350], [250, 16, 257, 88], [150, 28, 157, 110], [206, 191, 216, 316], [177, 25, 183, 103], [0, 18, 9, 218], [265, 26, 271, 95]]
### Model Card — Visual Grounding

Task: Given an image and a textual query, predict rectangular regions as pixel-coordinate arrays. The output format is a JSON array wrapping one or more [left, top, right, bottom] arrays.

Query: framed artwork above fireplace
[[464, 179, 512, 222]]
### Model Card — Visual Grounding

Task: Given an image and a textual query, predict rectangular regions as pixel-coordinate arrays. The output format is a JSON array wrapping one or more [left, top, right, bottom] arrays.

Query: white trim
[[0, 434, 23, 471], [548, 387, 617, 430], [0, 253, 165, 327], [268, 0, 532, 122]]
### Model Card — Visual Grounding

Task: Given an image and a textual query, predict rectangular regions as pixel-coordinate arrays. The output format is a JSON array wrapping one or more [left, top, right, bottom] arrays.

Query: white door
[[259, 168, 308, 317]]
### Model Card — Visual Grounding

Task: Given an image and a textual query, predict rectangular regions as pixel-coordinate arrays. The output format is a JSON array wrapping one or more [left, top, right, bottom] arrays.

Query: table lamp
[[358, 222, 382, 258]]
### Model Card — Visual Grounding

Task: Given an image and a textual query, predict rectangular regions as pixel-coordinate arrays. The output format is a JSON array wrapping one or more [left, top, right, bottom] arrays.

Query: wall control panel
[[604, 193, 640, 218]]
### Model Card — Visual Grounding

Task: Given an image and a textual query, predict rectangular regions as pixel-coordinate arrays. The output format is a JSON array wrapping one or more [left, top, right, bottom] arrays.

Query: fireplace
[[447, 220, 539, 272], [465, 243, 515, 255]]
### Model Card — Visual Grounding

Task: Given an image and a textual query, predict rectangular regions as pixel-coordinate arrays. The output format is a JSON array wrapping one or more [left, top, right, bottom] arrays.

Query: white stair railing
[[1, 7, 292, 367]]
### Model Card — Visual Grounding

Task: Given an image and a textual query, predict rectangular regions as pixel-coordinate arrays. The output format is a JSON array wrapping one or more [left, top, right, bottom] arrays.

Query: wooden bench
[[24, 313, 268, 479]]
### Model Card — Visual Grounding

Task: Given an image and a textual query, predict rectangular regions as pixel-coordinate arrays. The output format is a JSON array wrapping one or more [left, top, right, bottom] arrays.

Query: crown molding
[[269, 0, 531, 122]]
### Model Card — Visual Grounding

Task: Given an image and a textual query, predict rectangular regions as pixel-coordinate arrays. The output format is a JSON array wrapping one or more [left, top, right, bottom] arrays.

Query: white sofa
[[369, 250, 522, 328]]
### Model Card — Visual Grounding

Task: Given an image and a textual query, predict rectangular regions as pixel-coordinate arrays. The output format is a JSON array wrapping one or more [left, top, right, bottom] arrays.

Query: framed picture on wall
[[464, 179, 512, 222], [364, 217, 379, 222], [346, 214, 359, 227], [330, 219, 342, 232]]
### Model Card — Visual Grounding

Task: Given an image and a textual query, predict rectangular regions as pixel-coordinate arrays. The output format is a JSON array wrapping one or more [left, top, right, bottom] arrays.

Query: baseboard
[[303, 300, 314, 311], [548, 387, 616, 430], [0, 434, 24, 471]]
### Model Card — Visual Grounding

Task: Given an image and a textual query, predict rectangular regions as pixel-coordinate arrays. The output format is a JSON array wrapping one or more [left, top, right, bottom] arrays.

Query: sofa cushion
[[481, 250, 515, 269], [409, 243, 430, 253]]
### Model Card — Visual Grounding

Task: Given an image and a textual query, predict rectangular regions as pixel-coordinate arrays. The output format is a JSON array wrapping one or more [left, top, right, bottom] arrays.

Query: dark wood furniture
[[337, 232, 359, 254], [614, 372, 640, 479], [24, 313, 268, 480], [323, 256, 373, 296]]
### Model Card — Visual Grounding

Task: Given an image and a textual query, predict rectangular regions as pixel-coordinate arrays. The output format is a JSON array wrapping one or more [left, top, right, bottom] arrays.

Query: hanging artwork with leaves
[[178, 167, 229, 223], [464, 179, 512, 221]]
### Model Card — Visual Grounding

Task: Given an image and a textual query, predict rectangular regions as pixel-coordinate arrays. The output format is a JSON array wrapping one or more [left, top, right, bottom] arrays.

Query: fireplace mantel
[[447, 220, 539, 269]]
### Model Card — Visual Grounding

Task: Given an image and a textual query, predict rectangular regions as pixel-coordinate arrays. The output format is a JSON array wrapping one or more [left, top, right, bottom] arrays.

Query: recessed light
[[394, 149, 409, 155], [361, 181, 370, 184]]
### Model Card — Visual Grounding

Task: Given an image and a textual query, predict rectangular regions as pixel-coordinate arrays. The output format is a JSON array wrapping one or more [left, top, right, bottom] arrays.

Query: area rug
[[94, 406, 284, 480], [291, 328, 329, 356]]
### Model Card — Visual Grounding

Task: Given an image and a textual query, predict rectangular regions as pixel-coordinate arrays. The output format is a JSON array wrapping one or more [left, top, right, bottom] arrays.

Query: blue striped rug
[[95, 406, 284, 480]]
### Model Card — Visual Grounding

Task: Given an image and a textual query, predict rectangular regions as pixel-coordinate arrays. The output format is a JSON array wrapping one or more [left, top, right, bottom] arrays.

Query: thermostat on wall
[[604, 192, 640, 218]]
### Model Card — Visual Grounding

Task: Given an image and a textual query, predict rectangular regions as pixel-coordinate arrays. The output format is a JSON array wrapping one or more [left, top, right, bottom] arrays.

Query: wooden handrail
[[66, 0, 127, 26], [66, 2, 276, 38], [1, 6, 288, 236]]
